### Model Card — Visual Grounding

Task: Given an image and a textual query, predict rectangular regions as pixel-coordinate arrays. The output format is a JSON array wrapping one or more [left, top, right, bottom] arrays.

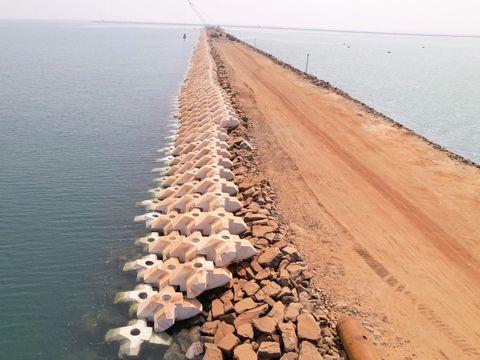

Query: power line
[[186, 0, 207, 26]]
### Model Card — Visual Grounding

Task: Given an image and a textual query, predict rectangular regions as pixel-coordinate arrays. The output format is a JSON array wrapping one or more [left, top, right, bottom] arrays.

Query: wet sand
[[210, 33, 480, 359]]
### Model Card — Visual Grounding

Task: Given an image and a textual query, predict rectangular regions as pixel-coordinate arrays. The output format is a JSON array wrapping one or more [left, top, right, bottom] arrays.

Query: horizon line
[[2, 18, 480, 38]]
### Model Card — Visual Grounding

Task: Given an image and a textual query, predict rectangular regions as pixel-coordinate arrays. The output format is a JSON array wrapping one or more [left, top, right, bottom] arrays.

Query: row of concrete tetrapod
[[105, 31, 256, 358]]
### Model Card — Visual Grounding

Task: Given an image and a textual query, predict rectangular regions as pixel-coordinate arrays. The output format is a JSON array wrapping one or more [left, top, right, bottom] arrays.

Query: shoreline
[[209, 28, 480, 358], [219, 30, 480, 170]]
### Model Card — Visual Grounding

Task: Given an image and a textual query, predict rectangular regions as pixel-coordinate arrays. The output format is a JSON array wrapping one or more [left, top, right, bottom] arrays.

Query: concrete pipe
[[336, 316, 380, 360]]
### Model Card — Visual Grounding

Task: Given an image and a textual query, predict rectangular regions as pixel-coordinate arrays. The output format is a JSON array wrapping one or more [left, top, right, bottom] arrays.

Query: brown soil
[[210, 34, 480, 359]]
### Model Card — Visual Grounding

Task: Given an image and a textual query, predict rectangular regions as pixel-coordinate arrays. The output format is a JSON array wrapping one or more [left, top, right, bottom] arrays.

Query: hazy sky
[[1, 0, 480, 35]]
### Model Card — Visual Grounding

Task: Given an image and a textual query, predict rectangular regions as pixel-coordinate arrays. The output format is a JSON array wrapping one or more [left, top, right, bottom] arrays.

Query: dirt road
[[211, 35, 480, 359]]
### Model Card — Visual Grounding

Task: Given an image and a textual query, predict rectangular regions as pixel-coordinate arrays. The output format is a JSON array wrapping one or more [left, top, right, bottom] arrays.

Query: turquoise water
[[226, 27, 480, 163], [0, 21, 197, 359]]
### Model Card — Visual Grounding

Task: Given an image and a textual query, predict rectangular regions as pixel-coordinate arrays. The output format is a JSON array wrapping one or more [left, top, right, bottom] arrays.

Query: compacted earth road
[[211, 33, 480, 359]]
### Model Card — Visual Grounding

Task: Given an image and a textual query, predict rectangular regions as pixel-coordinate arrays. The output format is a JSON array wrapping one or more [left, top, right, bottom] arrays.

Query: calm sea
[[0, 21, 197, 359], [226, 27, 480, 163]]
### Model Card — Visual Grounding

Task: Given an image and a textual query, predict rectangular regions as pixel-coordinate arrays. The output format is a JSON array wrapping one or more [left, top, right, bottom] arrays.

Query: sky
[[1, 0, 480, 36]]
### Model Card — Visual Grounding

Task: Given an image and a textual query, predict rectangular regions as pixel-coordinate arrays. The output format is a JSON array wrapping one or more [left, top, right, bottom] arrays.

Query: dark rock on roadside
[[280, 353, 298, 360], [278, 321, 298, 352], [297, 313, 321, 341], [252, 316, 276, 335], [204, 345, 223, 360], [257, 247, 282, 267], [186, 342, 204, 360], [234, 343, 258, 360], [298, 341, 323, 360], [235, 298, 259, 314], [257, 341, 282, 359], [236, 323, 254, 340], [218, 333, 241, 356]]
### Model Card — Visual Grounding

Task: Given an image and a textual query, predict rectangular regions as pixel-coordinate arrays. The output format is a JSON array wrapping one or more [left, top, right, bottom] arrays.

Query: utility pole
[[305, 53, 310, 74]]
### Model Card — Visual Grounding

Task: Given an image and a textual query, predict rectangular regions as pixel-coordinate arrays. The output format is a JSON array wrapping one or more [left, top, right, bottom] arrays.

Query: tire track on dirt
[[258, 72, 480, 283], [353, 243, 480, 357]]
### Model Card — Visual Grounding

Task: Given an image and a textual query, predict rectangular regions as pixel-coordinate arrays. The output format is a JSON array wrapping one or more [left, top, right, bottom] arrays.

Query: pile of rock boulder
[[194, 33, 343, 360]]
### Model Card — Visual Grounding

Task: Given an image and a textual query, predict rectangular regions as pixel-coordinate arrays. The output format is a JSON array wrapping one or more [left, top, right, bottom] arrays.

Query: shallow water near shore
[[0, 20, 198, 359], [226, 27, 480, 163]]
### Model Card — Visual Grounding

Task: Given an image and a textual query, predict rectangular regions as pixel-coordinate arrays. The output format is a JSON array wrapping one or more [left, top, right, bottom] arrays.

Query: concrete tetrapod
[[105, 319, 172, 359], [136, 230, 255, 267], [181, 111, 239, 131], [154, 164, 234, 187], [123, 254, 162, 280], [149, 176, 238, 200], [114, 284, 158, 304], [160, 138, 229, 157], [173, 127, 229, 145], [165, 146, 231, 167], [175, 122, 228, 139], [154, 154, 233, 177], [175, 116, 228, 137], [140, 192, 242, 214], [137, 286, 203, 332], [124, 255, 233, 298], [135, 208, 247, 236], [142, 256, 231, 298], [152, 156, 233, 182]]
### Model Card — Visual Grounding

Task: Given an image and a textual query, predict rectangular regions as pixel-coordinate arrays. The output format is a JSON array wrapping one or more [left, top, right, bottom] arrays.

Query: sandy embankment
[[209, 31, 480, 359]]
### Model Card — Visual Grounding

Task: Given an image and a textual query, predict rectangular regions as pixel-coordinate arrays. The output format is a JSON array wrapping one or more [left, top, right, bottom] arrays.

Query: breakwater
[[106, 29, 348, 359]]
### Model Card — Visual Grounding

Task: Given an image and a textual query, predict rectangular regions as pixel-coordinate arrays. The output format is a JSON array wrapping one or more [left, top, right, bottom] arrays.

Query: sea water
[[0, 20, 198, 359], [226, 27, 480, 163]]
